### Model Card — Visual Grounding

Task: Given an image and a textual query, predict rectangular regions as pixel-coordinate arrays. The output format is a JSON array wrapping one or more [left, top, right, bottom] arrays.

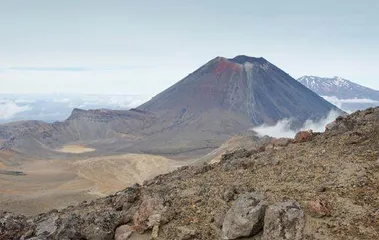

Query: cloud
[[0, 93, 151, 123], [322, 96, 379, 112], [4, 66, 151, 72], [252, 110, 341, 138], [323, 96, 379, 105], [0, 100, 32, 120], [78, 94, 149, 109], [14, 99, 36, 104], [7, 67, 91, 72], [53, 98, 72, 103]]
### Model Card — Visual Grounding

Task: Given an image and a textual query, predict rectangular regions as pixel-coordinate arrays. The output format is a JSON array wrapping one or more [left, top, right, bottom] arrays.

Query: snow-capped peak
[[297, 75, 379, 101]]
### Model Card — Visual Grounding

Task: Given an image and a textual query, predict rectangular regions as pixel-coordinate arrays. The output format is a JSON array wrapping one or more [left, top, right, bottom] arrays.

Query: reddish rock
[[258, 145, 266, 152], [307, 196, 332, 218], [133, 192, 174, 233], [294, 130, 314, 143], [133, 194, 164, 232]]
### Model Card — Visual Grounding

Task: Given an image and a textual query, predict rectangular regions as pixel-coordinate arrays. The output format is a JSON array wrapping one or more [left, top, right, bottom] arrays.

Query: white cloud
[[14, 99, 36, 104], [78, 94, 149, 109], [322, 96, 379, 106], [53, 98, 72, 103], [252, 110, 341, 138], [0, 93, 151, 123], [322, 96, 379, 112], [0, 100, 31, 120]]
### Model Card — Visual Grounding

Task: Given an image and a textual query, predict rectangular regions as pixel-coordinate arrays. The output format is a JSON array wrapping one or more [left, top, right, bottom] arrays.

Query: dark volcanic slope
[[139, 55, 339, 126], [2, 107, 379, 240]]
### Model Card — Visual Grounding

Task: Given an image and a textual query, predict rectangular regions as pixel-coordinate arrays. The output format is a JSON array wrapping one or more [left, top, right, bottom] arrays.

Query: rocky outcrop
[[0, 212, 30, 240], [0, 184, 142, 240], [222, 192, 267, 239]]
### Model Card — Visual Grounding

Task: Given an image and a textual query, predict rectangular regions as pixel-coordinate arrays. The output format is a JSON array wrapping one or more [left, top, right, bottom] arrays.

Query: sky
[[0, 0, 378, 95]]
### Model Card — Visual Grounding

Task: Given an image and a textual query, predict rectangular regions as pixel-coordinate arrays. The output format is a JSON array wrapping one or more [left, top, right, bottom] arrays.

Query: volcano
[[139, 55, 339, 126]]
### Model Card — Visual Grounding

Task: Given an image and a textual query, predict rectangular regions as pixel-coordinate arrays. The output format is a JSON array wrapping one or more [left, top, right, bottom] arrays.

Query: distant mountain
[[298, 76, 379, 112], [0, 56, 341, 158]]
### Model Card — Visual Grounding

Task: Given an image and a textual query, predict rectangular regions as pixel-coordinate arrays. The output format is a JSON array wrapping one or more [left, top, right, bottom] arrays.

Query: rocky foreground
[[2, 107, 379, 240]]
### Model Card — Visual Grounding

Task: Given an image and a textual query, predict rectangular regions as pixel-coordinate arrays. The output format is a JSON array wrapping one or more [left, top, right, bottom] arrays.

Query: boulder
[[35, 216, 58, 238], [294, 130, 313, 143], [222, 192, 267, 239], [262, 201, 305, 240], [114, 225, 133, 240]]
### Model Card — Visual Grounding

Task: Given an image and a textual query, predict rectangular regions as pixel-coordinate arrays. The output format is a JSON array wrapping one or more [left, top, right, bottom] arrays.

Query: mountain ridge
[[298, 75, 379, 112], [298, 75, 379, 100]]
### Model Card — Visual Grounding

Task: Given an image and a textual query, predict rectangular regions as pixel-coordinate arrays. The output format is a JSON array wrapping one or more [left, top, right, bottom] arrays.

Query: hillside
[[2, 107, 379, 240]]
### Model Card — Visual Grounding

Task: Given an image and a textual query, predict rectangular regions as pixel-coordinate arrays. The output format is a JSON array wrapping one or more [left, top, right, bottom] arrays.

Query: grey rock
[[35, 216, 57, 237], [262, 201, 305, 240], [271, 158, 280, 166], [222, 192, 267, 239]]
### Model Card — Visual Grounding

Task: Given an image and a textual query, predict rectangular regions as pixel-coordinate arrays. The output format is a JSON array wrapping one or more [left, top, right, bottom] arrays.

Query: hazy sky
[[1, 0, 378, 95]]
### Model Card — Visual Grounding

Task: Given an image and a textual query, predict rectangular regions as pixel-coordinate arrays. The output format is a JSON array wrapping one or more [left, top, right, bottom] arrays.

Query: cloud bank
[[0, 93, 150, 123], [0, 100, 32, 120], [322, 96, 379, 112], [252, 110, 341, 138]]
